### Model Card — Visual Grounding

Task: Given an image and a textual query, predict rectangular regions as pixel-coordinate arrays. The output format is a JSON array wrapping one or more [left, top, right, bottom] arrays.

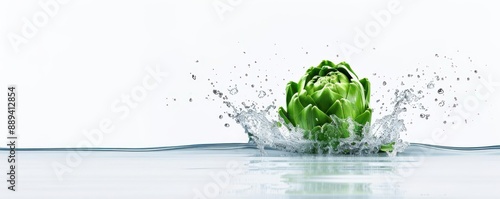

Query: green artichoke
[[278, 60, 373, 151]]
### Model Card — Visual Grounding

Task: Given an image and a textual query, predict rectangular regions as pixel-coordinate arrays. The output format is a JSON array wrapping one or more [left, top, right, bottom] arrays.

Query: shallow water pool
[[1, 144, 499, 198]]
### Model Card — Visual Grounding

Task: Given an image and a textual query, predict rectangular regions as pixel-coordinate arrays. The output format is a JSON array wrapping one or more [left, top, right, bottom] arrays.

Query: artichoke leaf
[[337, 62, 359, 79], [359, 78, 371, 105], [335, 71, 350, 83], [346, 82, 366, 113], [354, 109, 372, 125], [278, 107, 292, 125], [338, 99, 358, 119], [380, 142, 395, 152], [298, 67, 321, 92], [327, 99, 357, 119], [286, 82, 298, 104], [320, 60, 335, 67], [329, 83, 348, 98], [298, 91, 316, 107], [297, 104, 332, 130], [287, 94, 304, 126], [319, 66, 335, 76], [325, 100, 342, 117], [311, 87, 343, 112]]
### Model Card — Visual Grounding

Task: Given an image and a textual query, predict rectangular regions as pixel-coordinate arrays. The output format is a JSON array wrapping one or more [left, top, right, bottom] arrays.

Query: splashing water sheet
[[2, 1, 500, 199]]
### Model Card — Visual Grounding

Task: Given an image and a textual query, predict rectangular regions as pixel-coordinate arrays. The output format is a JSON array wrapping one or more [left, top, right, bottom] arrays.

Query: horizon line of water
[[1, 143, 500, 152]]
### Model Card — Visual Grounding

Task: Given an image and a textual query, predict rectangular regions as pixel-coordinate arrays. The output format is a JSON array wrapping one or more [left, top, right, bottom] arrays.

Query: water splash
[[221, 89, 418, 156], [178, 52, 486, 155]]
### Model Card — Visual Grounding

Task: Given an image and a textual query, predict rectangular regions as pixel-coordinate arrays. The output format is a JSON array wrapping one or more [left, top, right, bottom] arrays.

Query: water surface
[[1, 144, 499, 198]]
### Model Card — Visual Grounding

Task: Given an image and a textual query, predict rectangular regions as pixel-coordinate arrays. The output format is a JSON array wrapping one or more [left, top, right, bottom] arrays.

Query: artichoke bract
[[278, 60, 372, 150]]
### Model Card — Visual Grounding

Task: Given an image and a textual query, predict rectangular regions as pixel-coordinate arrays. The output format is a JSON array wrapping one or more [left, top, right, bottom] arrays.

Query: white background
[[1, 0, 499, 148]]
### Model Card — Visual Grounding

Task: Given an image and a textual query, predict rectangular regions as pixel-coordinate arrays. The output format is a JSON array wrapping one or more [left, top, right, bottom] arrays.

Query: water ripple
[[2, 143, 500, 153]]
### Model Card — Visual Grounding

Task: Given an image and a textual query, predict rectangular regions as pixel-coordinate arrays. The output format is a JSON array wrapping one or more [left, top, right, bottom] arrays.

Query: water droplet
[[437, 88, 444, 94], [435, 54, 439, 57], [258, 90, 266, 98], [224, 123, 230, 127], [457, 77, 460, 81], [427, 82, 435, 89], [438, 100, 445, 107], [443, 121, 447, 124], [382, 81, 387, 86], [251, 84, 255, 88], [189, 98, 193, 102], [474, 70, 478, 73], [195, 60, 199, 63], [219, 115, 223, 119], [228, 87, 238, 95], [420, 113, 425, 118], [191, 74, 196, 80]]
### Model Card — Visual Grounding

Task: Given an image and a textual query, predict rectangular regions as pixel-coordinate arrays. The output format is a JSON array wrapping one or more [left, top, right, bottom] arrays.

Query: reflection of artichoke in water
[[279, 60, 391, 152], [283, 162, 373, 195]]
